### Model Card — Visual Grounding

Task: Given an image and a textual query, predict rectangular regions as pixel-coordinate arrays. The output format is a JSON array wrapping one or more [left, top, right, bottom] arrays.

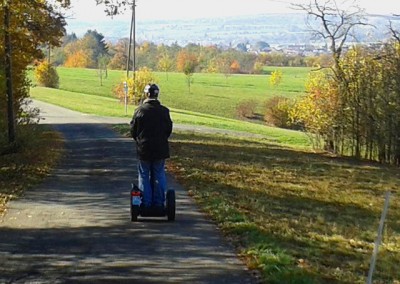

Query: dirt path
[[0, 101, 258, 284]]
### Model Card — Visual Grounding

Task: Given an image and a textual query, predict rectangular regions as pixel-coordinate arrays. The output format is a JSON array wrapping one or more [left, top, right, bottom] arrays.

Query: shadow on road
[[0, 123, 255, 284]]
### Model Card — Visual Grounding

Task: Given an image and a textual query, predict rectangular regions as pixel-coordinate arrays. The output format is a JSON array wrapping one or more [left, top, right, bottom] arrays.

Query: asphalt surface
[[0, 100, 258, 284]]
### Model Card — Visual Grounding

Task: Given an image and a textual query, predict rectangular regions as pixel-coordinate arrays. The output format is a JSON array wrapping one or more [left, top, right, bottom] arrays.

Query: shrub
[[264, 96, 299, 129], [253, 61, 264, 74], [113, 67, 157, 105], [35, 61, 59, 88], [236, 99, 258, 119], [269, 69, 283, 88]]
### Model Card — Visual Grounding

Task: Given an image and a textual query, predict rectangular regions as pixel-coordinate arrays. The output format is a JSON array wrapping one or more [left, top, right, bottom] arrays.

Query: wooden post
[[366, 191, 391, 284]]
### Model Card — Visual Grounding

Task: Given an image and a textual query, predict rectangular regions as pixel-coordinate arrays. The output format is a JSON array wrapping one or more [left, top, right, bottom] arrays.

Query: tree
[[292, 0, 368, 152], [63, 33, 78, 46], [373, 42, 400, 165], [95, 0, 132, 16], [49, 33, 79, 66], [35, 61, 59, 88], [253, 41, 270, 52], [217, 55, 233, 80], [269, 70, 283, 88], [98, 54, 110, 86], [82, 30, 109, 68], [108, 38, 129, 70], [206, 58, 219, 73], [4, 2, 15, 144], [137, 41, 158, 70], [176, 50, 198, 93], [292, 0, 367, 80], [157, 53, 173, 80], [64, 49, 93, 68], [63, 30, 109, 69], [235, 42, 247, 52], [253, 61, 264, 74], [291, 41, 400, 165], [230, 60, 240, 74], [264, 96, 296, 129], [290, 70, 339, 150], [1, 0, 69, 147], [264, 52, 285, 66], [235, 52, 258, 73], [113, 67, 156, 105], [337, 46, 379, 159]]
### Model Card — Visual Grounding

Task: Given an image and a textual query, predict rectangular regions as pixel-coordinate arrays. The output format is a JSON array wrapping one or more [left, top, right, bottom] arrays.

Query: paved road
[[0, 101, 257, 284]]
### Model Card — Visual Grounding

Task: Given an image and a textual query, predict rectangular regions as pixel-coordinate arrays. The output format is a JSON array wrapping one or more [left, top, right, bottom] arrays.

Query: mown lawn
[[164, 131, 400, 284], [30, 66, 311, 120]]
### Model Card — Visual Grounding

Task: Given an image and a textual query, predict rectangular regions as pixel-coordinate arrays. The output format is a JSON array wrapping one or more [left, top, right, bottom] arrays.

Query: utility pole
[[126, 0, 135, 79], [4, 0, 16, 145], [48, 45, 51, 64], [132, 0, 137, 102], [133, 0, 136, 76], [125, 0, 136, 114]]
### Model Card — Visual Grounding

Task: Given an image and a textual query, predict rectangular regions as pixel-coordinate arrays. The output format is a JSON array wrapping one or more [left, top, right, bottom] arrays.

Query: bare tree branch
[[95, 0, 134, 16], [291, 0, 368, 78], [389, 20, 400, 43]]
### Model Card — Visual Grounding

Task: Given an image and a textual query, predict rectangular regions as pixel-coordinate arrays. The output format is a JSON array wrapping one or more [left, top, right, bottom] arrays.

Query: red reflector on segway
[[131, 191, 141, 196]]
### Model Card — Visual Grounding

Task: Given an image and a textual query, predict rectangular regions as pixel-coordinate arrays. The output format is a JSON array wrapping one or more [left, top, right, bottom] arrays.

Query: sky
[[67, 0, 400, 23]]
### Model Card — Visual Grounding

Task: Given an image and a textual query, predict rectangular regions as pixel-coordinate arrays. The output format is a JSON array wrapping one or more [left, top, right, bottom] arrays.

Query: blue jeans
[[138, 160, 166, 207]]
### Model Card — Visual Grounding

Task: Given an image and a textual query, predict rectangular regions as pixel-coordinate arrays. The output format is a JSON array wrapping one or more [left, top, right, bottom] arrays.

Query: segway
[[130, 170, 175, 222]]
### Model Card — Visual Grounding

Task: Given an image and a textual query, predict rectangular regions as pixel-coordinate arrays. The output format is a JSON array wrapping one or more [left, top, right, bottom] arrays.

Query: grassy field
[[30, 66, 312, 148], [30, 66, 310, 120]]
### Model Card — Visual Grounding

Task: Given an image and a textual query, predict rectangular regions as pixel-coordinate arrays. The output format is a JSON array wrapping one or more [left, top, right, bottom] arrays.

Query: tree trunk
[[4, 1, 16, 145]]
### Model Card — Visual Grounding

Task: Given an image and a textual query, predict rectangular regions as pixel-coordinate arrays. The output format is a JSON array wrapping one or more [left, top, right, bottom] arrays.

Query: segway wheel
[[166, 190, 176, 221], [131, 205, 140, 222]]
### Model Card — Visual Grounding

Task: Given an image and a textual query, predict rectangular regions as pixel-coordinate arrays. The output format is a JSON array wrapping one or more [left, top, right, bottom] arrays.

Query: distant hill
[[66, 13, 399, 46]]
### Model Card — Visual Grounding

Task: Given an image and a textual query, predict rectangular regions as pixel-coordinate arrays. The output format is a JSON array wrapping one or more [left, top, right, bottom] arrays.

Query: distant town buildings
[[67, 13, 398, 57]]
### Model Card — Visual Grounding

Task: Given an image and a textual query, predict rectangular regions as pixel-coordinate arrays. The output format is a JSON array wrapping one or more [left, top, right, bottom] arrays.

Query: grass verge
[[139, 129, 399, 284], [166, 131, 400, 283], [0, 125, 64, 215]]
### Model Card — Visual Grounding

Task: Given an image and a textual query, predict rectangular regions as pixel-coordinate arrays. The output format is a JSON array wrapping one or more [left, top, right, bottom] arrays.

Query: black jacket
[[130, 99, 173, 161]]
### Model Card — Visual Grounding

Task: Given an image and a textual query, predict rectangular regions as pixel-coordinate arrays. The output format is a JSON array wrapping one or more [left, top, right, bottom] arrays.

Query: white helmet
[[144, 84, 160, 97]]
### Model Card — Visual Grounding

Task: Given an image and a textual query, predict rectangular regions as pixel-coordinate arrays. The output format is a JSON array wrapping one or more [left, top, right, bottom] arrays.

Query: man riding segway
[[130, 84, 174, 220]]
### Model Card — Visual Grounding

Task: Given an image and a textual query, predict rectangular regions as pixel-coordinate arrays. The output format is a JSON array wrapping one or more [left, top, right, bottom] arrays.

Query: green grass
[[30, 67, 311, 148], [159, 69, 309, 118], [30, 66, 310, 119], [31, 86, 310, 147], [164, 131, 400, 284]]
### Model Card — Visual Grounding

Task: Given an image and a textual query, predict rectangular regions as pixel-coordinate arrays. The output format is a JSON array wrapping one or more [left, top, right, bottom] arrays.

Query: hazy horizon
[[67, 0, 399, 23], [64, 0, 400, 42]]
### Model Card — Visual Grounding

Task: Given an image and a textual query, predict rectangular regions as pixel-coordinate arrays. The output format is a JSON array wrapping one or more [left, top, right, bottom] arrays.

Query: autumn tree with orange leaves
[[176, 50, 198, 93], [1, 0, 70, 146], [230, 60, 240, 74]]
